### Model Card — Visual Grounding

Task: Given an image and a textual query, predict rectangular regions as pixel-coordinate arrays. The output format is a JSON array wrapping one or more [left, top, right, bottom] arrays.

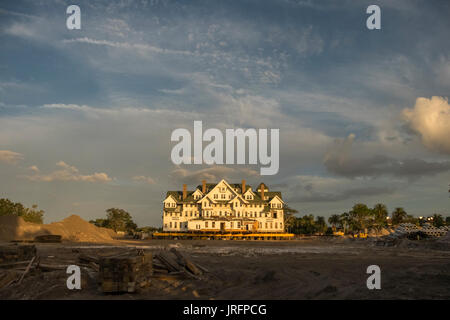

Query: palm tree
[[315, 216, 327, 234], [372, 203, 388, 231], [283, 205, 298, 233], [391, 207, 407, 225], [328, 214, 340, 231], [339, 212, 350, 234]]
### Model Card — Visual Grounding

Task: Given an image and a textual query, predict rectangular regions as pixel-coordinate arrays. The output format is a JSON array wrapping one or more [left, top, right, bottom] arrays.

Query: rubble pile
[[0, 244, 207, 295], [375, 223, 449, 246]]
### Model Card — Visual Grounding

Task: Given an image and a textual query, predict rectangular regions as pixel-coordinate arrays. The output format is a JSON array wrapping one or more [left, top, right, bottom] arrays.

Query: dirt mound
[[0, 214, 117, 243], [0, 216, 43, 241]]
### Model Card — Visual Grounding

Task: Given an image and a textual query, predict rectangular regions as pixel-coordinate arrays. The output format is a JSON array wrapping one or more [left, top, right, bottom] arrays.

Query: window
[[170, 222, 172, 228], [212, 222, 215, 228], [214, 194, 218, 199], [205, 221, 208, 228], [221, 194, 225, 199], [174, 222, 177, 228]]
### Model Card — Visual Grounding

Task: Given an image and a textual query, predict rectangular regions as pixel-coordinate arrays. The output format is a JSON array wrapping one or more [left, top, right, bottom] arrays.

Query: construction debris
[[154, 249, 205, 280], [0, 244, 36, 263], [34, 235, 62, 243], [98, 251, 153, 293], [375, 223, 450, 246], [0, 244, 207, 295]]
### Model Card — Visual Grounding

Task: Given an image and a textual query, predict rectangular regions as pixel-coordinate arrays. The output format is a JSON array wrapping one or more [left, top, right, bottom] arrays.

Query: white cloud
[[21, 161, 112, 183], [132, 175, 156, 185], [0, 150, 23, 165], [403, 96, 450, 154]]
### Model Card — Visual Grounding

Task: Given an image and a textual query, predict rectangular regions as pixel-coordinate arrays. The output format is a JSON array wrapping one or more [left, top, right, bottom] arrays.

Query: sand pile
[[0, 214, 117, 243], [0, 215, 43, 241]]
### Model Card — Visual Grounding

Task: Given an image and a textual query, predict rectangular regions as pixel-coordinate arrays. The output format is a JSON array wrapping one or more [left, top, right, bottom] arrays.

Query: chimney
[[242, 179, 246, 194], [202, 180, 206, 193], [260, 183, 265, 201], [183, 184, 187, 200]]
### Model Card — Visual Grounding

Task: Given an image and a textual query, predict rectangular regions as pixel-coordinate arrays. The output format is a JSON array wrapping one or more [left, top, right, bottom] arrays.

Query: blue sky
[[0, 0, 449, 225]]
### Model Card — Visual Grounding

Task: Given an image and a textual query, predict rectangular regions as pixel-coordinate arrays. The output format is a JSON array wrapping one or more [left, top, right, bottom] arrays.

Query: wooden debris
[[156, 251, 183, 272], [0, 261, 32, 269], [0, 271, 20, 289], [0, 244, 36, 263], [34, 235, 62, 243], [99, 252, 153, 293], [78, 254, 100, 264], [170, 248, 203, 276], [17, 256, 36, 285], [37, 263, 67, 271]]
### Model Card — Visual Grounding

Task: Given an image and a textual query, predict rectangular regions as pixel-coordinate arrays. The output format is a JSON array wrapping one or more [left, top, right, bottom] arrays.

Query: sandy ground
[[1, 238, 449, 300]]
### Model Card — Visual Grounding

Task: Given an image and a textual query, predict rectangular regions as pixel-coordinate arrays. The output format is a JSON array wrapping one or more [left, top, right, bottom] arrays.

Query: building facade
[[162, 179, 285, 233]]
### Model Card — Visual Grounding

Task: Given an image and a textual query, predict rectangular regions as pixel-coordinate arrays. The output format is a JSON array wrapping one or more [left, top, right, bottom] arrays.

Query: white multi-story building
[[162, 179, 285, 233]]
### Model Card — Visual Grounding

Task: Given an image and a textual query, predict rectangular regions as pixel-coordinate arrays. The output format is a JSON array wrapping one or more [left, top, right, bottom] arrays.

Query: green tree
[[349, 203, 372, 232], [105, 208, 137, 233], [0, 198, 44, 223], [328, 214, 341, 231], [315, 216, 327, 234], [297, 214, 317, 235], [391, 207, 407, 225], [431, 214, 445, 227], [372, 203, 388, 231], [283, 205, 298, 233], [339, 212, 351, 234], [89, 218, 109, 228]]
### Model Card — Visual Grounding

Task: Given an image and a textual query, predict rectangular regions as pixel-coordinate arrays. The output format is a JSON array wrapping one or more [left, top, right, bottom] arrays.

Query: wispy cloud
[[0, 150, 23, 165], [133, 175, 156, 185], [21, 161, 112, 183]]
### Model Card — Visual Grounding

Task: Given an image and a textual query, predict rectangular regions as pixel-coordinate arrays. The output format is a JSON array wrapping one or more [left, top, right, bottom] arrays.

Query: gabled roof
[[168, 180, 283, 205], [228, 194, 249, 204], [269, 194, 285, 204]]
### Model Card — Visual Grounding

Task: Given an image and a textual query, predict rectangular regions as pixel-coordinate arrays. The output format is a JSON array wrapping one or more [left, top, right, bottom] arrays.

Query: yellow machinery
[[152, 232, 295, 240]]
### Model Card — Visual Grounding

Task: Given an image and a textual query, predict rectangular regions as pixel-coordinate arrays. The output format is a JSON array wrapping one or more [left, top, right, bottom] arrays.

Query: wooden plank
[[170, 248, 202, 276], [78, 254, 99, 264], [17, 256, 35, 284], [0, 260, 32, 269], [156, 251, 182, 272]]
